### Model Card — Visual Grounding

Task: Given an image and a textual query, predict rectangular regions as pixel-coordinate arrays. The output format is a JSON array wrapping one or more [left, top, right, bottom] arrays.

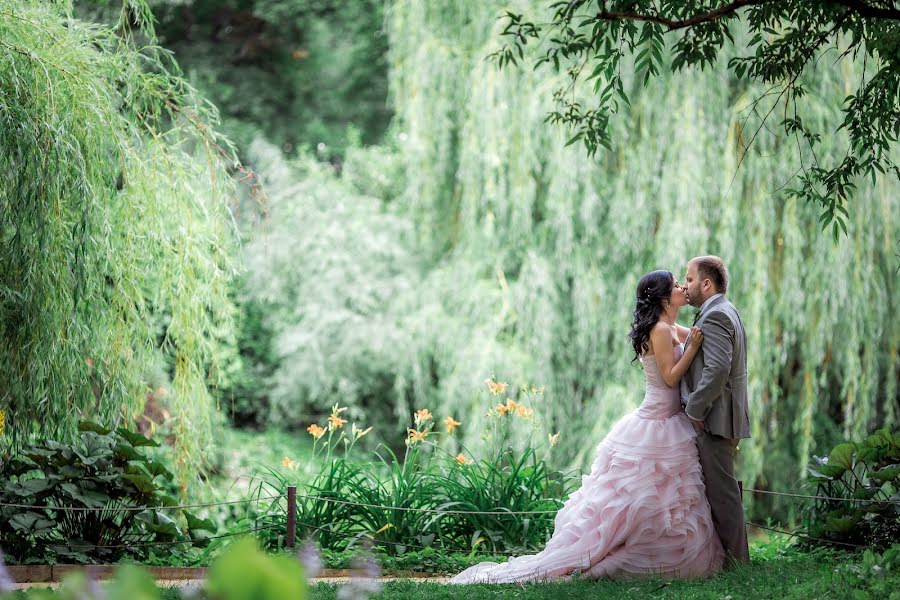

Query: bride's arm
[[649, 325, 704, 388], [674, 323, 691, 343]]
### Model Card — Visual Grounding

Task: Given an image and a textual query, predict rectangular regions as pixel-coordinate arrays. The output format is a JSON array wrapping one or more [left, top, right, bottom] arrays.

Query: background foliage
[[2, 0, 897, 528], [0, 0, 239, 491]]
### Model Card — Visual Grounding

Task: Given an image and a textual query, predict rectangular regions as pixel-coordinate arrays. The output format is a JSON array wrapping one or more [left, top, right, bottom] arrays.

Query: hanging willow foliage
[[385, 0, 898, 514], [0, 0, 238, 491]]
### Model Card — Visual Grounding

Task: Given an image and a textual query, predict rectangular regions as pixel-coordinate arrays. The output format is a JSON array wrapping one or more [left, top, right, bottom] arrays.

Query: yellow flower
[[455, 453, 469, 465], [548, 432, 560, 447], [352, 423, 373, 439], [516, 405, 533, 419], [406, 428, 428, 445], [505, 399, 518, 413], [306, 424, 326, 439], [281, 457, 298, 469], [414, 408, 433, 426], [484, 378, 509, 396], [328, 414, 347, 430], [443, 416, 461, 433]]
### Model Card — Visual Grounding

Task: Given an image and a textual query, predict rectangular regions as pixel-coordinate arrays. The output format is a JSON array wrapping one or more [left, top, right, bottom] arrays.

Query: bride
[[451, 270, 725, 583]]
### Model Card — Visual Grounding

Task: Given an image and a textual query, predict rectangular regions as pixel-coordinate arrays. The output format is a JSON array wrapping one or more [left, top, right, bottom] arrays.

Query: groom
[[681, 256, 751, 567]]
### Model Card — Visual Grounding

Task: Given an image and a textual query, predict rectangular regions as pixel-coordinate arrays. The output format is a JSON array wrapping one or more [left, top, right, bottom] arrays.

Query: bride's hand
[[688, 327, 703, 352]]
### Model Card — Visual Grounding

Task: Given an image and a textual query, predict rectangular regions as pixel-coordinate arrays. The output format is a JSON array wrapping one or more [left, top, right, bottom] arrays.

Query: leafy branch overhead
[[492, 1, 900, 237]]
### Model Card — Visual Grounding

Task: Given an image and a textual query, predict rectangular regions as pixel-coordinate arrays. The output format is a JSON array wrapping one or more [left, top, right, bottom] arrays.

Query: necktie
[[692, 310, 701, 326]]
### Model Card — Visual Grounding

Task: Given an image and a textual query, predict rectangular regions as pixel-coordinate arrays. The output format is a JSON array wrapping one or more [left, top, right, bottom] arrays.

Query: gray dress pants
[[696, 430, 750, 566]]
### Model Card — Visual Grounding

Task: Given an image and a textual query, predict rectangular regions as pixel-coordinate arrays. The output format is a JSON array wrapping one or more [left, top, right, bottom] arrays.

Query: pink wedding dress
[[451, 344, 725, 583]]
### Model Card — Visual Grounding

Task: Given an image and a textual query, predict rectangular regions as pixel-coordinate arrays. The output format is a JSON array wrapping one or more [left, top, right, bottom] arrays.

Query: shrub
[[0, 422, 216, 564], [802, 428, 900, 551]]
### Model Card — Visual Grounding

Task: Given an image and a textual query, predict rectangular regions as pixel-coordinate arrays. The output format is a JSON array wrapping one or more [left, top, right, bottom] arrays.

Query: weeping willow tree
[[384, 0, 898, 515], [0, 0, 239, 491]]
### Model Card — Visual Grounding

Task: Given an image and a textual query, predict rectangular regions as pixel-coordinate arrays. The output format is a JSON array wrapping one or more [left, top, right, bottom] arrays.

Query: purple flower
[[0, 549, 15, 594], [296, 540, 323, 579], [336, 550, 382, 600]]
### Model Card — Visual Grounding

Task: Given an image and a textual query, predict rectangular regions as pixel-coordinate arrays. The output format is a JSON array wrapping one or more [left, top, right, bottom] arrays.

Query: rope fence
[[2, 481, 894, 552], [0, 494, 286, 513], [1, 487, 895, 516], [27, 525, 282, 550]]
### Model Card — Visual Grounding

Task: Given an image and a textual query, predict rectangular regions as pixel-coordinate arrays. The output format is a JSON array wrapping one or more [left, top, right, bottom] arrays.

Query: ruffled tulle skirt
[[450, 409, 725, 584]]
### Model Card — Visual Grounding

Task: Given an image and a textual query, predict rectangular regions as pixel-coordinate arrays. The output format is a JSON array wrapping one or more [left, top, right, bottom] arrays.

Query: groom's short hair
[[691, 256, 729, 293]]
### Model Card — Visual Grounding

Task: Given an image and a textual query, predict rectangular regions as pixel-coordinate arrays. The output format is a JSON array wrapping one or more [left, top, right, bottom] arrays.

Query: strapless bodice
[[637, 344, 684, 419]]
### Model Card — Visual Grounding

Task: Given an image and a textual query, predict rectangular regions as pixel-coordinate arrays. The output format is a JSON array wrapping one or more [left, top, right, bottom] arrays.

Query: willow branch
[[596, 0, 900, 31], [596, 0, 771, 31]]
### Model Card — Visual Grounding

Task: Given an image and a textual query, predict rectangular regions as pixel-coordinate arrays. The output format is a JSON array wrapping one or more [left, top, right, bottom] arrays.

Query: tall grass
[[247, 383, 578, 555]]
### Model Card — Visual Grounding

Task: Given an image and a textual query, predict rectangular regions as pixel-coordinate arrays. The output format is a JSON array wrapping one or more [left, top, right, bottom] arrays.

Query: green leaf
[[871, 465, 900, 482], [106, 564, 161, 600], [78, 421, 111, 435], [124, 473, 157, 495], [9, 511, 56, 534], [825, 515, 858, 534], [115, 443, 145, 461], [185, 511, 217, 533], [136, 510, 181, 537], [828, 443, 856, 471], [115, 427, 159, 448]]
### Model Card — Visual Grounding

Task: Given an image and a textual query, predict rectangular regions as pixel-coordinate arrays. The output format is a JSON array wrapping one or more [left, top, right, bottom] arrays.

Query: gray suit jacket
[[681, 295, 751, 440]]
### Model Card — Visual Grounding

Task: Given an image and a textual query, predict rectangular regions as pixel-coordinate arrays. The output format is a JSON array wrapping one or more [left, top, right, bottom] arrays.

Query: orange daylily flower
[[444, 416, 461, 433], [516, 405, 533, 418], [484, 378, 509, 396], [414, 408, 433, 426], [307, 424, 326, 439], [455, 453, 469, 465], [327, 414, 347, 430], [406, 428, 428, 445]]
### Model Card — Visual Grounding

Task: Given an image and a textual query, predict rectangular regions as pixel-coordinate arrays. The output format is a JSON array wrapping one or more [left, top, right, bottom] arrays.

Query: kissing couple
[[452, 255, 751, 583]]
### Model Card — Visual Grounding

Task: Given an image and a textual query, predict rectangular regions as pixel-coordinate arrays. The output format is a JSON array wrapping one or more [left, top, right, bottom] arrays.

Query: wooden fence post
[[287, 485, 297, 550]]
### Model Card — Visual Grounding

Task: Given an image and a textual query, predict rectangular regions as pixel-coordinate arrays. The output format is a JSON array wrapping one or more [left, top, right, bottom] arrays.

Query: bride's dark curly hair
[[629, 270, 675, 361]]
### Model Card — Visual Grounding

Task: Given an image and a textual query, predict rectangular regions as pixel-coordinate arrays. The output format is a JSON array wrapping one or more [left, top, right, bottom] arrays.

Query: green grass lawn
[[302, 550, 859, 600], [149, 543, 892, 600]]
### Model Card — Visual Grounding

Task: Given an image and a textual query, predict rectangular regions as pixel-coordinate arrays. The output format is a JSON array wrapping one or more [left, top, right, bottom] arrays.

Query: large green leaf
[[9, 477, 53, 496], [78, 421, 111, 435], [115, 443, 145, 462], [871, 465, 900, 483], [9, 511, 56, 534], [136, 511, 181, 537], [824, 515, 858, 534], [115, 427, 159, 448], [58, 483, 111, 508], [185, 511, 217, 533], [143, 460, 173, 480], [74, 432, 114, 466], [106, 564, 161, 600], [124, 473, 157, 496], [827, 443, 856, 471]]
